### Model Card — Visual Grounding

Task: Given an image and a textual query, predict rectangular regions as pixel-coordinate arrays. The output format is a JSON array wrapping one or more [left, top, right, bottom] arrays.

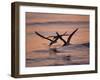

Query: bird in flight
[[35, 28, 78, 47]]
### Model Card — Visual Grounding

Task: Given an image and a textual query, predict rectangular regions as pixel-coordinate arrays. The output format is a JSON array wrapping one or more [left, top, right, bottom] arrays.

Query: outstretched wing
[[35, 32, 53, 41], [66, 28, 79, 45], [62, 31, 68, 36]]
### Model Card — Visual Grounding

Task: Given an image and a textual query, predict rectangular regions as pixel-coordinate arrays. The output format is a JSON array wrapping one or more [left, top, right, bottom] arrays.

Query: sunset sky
[[26, 12, 89, 25]]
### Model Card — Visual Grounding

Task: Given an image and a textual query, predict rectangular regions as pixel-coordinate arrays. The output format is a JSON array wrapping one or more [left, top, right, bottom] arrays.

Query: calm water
[[26, 10, 89, 67], [26, 44, 89, 67], [26, 22, 89, 67]]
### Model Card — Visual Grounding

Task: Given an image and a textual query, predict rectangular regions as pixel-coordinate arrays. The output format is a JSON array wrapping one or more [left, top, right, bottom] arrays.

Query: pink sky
[[26, 12, 89, 24]]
